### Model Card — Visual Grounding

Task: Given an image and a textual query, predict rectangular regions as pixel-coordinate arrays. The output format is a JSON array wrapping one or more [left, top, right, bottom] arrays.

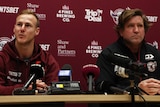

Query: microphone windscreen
[[82, 64, 100, 80], [61, 64, 72, 70], [58, 64, 72, 81], [115, 66, 129, 78], [30, 61, 44, 78], [106, 53, 131, 68]]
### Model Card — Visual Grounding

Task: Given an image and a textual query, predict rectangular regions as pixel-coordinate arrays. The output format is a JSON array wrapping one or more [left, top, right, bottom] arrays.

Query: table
[[0, 94, 160, 105]]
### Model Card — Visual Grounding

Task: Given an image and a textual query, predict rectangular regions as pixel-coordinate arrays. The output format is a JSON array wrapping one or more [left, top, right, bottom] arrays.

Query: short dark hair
[[115, 9, 151, 37], [17, 9, 40, 27]]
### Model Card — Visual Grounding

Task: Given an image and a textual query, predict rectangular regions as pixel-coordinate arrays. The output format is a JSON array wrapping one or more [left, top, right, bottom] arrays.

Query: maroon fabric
[[0, 40, 59, 95], [0, 0, 159, 107]]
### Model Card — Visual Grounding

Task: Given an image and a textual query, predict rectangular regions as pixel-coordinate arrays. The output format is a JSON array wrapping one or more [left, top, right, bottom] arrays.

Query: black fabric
[[95, 37, 160, 94]]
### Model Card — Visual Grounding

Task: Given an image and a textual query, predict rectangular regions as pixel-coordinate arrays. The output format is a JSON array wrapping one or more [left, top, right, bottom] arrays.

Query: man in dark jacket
[[95, 9, 160, 107], [0, 9, 60, 95]]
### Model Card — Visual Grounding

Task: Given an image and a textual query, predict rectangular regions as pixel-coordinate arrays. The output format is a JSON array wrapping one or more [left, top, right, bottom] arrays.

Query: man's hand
[[28, 79, 48, 91], [138, 78, 160, 95]]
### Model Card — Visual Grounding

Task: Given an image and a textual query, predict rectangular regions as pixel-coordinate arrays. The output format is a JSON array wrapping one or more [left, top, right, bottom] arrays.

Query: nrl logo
[[110, 7, 130, 24]]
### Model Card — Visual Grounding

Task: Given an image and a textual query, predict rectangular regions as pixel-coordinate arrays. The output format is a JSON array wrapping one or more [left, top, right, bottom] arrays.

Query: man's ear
[[119, 29, 123, 37], [35, 27, 40, 36]]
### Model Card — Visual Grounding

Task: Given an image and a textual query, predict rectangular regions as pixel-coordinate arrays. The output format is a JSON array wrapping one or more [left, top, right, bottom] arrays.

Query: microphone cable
[[135, 85, 149, 107]]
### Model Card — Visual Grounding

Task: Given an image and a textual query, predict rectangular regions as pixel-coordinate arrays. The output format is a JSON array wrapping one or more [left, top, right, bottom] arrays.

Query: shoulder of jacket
[[145, 42, 158, 50]]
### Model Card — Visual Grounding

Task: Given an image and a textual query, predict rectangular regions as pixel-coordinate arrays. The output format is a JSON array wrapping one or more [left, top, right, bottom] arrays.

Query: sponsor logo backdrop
[[0, 0, 160, 107]]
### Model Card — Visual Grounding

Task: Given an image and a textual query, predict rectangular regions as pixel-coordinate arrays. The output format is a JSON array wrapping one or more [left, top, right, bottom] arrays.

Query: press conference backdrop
[[0, 0, 160, 107]]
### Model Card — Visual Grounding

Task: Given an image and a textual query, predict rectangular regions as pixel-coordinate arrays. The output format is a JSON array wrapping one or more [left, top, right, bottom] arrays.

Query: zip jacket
[[95, 38, 160, 94], [0, 40, 59, 95]]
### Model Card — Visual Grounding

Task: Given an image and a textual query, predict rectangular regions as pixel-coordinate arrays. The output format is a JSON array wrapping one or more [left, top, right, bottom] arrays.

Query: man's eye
[[25, 24, 31, 27], [128, 24, 134, 28], [138, 24, 143, 27], [17, 23, 22, 26]]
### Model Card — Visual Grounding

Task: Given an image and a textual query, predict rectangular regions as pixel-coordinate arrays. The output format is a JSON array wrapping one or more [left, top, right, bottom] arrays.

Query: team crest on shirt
[[145, 54, 157, 72], [147, 61, 157, 72]]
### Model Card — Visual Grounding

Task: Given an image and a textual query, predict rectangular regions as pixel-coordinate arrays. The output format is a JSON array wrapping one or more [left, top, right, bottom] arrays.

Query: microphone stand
[[32, 75, 37, 91], [88, 75, 93, 92], [129, 78, 135, 107], [13, 77, 37, 95], [128, 72, 147, 107]]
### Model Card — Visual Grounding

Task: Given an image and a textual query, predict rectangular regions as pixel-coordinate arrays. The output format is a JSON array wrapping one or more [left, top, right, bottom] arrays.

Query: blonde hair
[[17, 9, 40, 27]]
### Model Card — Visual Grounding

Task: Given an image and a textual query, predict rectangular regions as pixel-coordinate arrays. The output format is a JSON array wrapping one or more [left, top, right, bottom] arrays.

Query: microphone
[[58, 64, 72, 81], [49, 64, 81, 94], [106, 53, 147, 72], [98, 81, 129, 94], [82, 64, 100, 92], [13, 61, 45, 95], [23, 61, 45, 89], [114, 66, 129, 78], [114, 65, 148, 78], [110, 86, 130, 94]]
